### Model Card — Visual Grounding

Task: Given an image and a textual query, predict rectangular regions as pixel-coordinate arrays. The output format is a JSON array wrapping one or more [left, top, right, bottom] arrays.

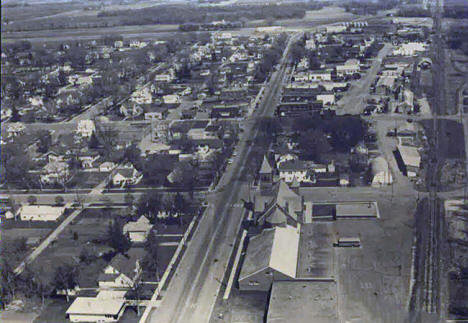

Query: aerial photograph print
[[1, 0, 468, 322]]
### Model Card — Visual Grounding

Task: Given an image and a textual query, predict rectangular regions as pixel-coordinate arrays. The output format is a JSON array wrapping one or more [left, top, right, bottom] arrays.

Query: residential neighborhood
[[1, 0, 468, 322]]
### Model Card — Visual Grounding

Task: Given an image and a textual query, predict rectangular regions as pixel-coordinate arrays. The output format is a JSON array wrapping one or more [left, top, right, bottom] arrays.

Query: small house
[[123, 216, 153, 242]]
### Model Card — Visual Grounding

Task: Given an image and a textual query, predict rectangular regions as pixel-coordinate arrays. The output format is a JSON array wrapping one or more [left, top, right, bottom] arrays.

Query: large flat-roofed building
[[266, 280, 338, 323], [296, 223, 336, 279]]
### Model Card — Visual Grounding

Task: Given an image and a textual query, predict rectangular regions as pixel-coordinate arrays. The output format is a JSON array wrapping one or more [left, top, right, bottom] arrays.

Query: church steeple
[[259, 155, 273, 188]]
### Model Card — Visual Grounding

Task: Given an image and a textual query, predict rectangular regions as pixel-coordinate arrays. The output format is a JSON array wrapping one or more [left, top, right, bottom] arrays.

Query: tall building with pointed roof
[[259, 155, 274, 189], [255, 180, 304, 227]]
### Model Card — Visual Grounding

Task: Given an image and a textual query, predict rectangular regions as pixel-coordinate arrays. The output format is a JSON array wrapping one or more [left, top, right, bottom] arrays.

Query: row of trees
[[135, 192, 190, 225], [255, 33, 288, 82]]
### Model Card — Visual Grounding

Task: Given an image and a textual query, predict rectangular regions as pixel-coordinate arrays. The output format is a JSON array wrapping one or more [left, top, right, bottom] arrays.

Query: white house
[[40, 160, 70, 185], [305, 38, 316, 50], [278, 160, 311, 183], [17, 205, 65, 221], [155, 70, 175, 82], [98, 248, 145, 289], [123, 216, 153, 242], [112, 165, 143, 187], [393, 42, 427, 56], [162, 94, 180, 105], [66, 297, 126, 322], [7, 123, 25, 138], [316, 93, 335, 106], [336, 59, 360, 77], [130, 87, 152, 105], [76, 120, 96, 138], [309, 70, 332, 81], [100, 161, 116, 173]]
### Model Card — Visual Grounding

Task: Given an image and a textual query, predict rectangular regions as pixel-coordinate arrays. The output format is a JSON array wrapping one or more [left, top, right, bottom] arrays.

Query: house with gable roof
[[98, 248, 145, 289], [123, 216, 153, 242], [112, 164, 143, 187]]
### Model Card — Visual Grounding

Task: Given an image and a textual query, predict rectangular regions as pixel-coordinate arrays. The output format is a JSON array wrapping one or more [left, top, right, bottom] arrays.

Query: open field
[[2, 3, 84, 22], [245, 6, 356, 29]]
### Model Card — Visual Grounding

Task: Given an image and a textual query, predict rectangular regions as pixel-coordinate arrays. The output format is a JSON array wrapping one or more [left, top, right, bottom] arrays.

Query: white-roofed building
[[76, 120, 96, 138], [123, 216, 153, 242], [371, 157, 393, 187], [393, 42, 427, 56], [66, 297, 126, 322], [397, 145, 421, 178], [17, 205, 65, 221], [238, 225, 300, 291], [336, 58, 360, 77]]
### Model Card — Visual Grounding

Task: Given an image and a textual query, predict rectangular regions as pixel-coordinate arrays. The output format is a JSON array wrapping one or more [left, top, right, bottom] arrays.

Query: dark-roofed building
[[210, 105, 242, 119], [266, 280, 338, 323], [259, 155, 274, 189], [276, 101, 323, 117], [98, 248, 145, 289], [255, 180, 304, 227]]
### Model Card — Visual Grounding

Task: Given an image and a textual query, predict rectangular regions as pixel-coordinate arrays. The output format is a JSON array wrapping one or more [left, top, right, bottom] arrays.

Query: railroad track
[[410, 0, 446, 321]]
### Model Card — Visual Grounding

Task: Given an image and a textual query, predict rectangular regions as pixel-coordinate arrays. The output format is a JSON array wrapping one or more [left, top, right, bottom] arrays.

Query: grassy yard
[[33, 298, 71, 323]]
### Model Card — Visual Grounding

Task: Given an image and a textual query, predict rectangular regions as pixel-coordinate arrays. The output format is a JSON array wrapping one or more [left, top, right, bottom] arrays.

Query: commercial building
[[66, 297, 126, 322], [17, 205, 65, 221], [396, 145, 421, 177], [238, 226, 300, 291], [266, 280, 338, 323]]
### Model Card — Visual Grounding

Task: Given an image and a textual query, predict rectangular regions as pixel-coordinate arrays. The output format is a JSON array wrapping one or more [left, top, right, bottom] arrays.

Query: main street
[[144, 32, 300, 323]]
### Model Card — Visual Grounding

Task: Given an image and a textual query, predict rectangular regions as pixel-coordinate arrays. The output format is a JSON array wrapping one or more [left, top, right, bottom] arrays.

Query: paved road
[[144, 33, 299, 323], [337, 43, 393, 115]]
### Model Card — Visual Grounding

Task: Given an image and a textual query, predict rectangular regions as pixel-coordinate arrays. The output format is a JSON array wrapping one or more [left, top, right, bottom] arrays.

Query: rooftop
[[296, 223, 336, 279], [267, 280, 338, 323], [239, 226, 300, 281], [66, 297, 125, 315]]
